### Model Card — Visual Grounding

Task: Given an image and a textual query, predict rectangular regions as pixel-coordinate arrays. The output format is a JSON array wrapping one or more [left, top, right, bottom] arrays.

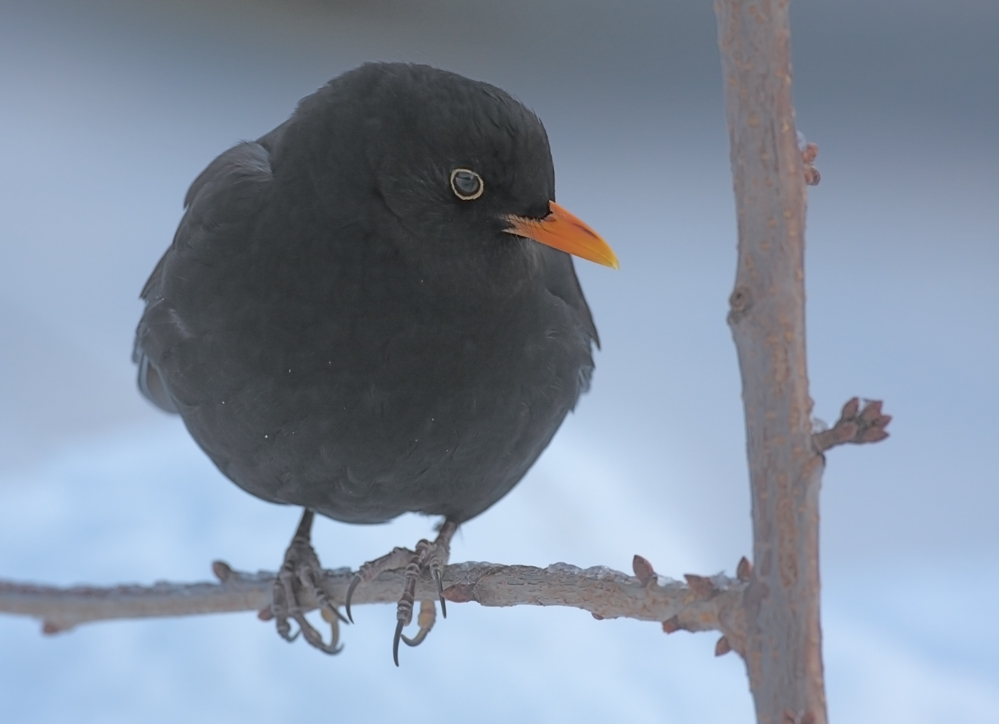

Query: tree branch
[[0, 557, 747, 640], [714, 2, 891, 719], [713, 1, 885, 722]]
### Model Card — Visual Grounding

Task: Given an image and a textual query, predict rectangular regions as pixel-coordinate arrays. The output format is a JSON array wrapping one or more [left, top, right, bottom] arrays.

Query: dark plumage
[[134, 62, 616, 659]]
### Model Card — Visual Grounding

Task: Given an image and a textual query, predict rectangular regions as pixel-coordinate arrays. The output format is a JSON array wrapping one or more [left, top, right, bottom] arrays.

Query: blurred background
[[1, 0, 996, 721]]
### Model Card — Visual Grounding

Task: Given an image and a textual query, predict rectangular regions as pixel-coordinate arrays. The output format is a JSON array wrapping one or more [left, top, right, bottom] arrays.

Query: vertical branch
[[713, 1, 828, 723]]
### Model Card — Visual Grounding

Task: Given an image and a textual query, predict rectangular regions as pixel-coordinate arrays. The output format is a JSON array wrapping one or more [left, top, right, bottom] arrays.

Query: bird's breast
[[167, 209, 592, 523]]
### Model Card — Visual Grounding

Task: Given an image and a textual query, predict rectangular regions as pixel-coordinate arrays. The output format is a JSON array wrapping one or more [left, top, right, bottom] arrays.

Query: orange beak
[[504, 201, 619, 269]]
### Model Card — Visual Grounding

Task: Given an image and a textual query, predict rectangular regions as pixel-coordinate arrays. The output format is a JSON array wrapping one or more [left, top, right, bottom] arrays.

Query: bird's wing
[[133, 139, 276, 413]]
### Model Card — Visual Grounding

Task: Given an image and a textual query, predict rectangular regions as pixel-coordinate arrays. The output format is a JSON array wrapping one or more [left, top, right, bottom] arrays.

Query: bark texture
[[714, 0, 828, 722]]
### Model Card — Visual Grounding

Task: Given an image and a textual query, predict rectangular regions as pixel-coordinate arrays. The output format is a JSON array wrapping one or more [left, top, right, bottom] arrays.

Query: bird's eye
[[450, 168, 484, 201]]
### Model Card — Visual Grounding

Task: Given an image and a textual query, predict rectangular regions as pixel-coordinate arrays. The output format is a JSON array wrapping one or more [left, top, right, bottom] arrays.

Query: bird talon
[[346, 546, 416, 623], [392, 619, 405, 667], [345, 575, 361, 623], [270, 509, 343, 654], [400, 629, 429, 647], [392, 599, 436, 662], [349, 521, 458, 664], [297, 612, 343, 655], [401, 599, 437, 647], [276, 619, 300, 643], [433, 568, 447, 618], [321, 603, 349, 625]]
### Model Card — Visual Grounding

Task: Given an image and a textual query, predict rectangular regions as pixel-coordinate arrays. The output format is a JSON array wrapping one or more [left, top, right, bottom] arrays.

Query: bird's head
[[294, 63, 618, 278]]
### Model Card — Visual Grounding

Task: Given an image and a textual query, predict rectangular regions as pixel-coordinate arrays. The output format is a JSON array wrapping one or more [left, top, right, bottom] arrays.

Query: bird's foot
[[346, 519, 458, 665], [268, 508, 347, 654]]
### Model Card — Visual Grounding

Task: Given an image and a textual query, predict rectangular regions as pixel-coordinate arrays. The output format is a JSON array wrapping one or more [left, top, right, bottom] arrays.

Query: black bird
[[134, 62, 617, 663]]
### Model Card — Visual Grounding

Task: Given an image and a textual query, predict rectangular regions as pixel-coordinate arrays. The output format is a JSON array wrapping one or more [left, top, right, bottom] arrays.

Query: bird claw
[[297, 609, 343, 655], [270, 509, 345, 655], [345, 545, 415, 623], [401, 600, 437, 647], [433, 568, 446, 618], [345, 577, 360, 624], [392, 599, 437, 666], [392, 593, 438, 665], [349, 520, 458, 665], [275, 616, 299, 643], [392, 619, 406, 666]]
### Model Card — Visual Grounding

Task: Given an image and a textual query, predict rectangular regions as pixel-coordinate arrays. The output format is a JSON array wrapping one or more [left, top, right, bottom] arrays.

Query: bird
[[133, 62, 618, 664]]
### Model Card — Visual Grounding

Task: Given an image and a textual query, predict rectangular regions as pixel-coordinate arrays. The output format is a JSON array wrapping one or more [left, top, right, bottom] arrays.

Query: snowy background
[[1, 1, 996, 721]]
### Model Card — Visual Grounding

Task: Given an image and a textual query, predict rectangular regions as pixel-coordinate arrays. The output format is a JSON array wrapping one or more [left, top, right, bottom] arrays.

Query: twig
[[0, 558, 746, 639], [812, 397, 892, 453]]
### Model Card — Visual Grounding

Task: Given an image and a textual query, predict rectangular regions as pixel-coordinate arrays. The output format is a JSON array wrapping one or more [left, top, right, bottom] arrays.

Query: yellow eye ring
[[450, 168, 484, 201]]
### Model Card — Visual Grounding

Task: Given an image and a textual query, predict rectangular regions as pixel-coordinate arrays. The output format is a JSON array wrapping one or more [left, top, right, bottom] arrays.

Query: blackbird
[[134, 62, 618, 663]]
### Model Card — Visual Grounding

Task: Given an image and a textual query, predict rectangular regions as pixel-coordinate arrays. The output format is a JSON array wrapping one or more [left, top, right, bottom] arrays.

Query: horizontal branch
[[0, 558, 746, 641]]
